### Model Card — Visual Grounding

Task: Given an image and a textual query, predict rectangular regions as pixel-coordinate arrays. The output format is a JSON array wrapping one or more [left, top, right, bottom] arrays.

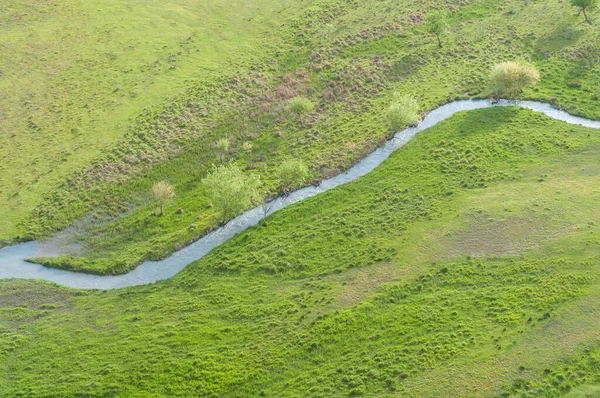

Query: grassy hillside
[[4, 0, 600, 273], [3, 0, 600, 396], [3, 107, 600, 396], [2, 0, 275, 239], [2, 0, 388, 242]]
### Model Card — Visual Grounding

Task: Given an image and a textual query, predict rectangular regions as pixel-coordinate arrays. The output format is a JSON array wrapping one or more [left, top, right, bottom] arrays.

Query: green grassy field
[[3, 0, 396, 244], [1, 0, 279, 240], [2, 0, 600, 273], [4, 0, 600, 396], [3, 107, 600, 396]]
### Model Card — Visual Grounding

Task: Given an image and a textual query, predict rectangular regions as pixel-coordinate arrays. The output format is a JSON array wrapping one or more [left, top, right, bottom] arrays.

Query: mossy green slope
[[2, 107, 600, 396]]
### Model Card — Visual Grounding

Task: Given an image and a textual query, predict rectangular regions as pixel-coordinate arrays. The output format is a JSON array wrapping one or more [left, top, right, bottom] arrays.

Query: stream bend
[[2, 99, 599, 289]]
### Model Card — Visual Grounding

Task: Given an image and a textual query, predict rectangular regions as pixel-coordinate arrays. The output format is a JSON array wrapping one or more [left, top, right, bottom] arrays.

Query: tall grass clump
[[213, 138, 230, 162]]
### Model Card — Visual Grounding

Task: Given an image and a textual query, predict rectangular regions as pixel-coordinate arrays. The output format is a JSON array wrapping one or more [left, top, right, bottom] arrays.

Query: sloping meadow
[[8, 0, 600, 273], [2, 107, 600, 396]]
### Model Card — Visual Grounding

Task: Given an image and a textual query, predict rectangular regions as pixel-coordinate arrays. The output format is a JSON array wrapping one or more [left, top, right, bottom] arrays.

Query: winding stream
[[2, 99, 599, 289]]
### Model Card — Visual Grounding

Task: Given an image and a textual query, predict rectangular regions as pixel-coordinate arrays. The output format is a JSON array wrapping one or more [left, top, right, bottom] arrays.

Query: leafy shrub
[[288, 97, 315, 127], [384, 94, 420, 131], [202, 163, 261, 221], [276, 159, 310, 192], [489, 61, 540, 98]]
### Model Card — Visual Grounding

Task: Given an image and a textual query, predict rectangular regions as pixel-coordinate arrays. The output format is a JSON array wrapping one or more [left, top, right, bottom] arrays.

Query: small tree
[[570, 0, 598, 24], [490, 61, 540, 99], [288, 97, 314, 127], [202, 163, 262, 221], [152, 181, 175, 216], [384, 94, 420, 131], [425, 11, 449, 48], [213, 137, 230, 162], [276, 159, 310, 193]]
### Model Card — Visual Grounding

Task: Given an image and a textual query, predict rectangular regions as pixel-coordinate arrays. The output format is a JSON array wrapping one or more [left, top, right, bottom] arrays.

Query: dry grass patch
[[441, 211, 575, 259]]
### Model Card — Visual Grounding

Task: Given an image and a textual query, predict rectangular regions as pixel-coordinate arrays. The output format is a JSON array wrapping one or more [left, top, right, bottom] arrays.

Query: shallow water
[[1, 99, 599, 289]]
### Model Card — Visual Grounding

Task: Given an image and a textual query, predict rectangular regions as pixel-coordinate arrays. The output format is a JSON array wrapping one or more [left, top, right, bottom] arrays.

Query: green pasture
[[3, 107, 600, 396], [3, 0, 600, 396], [3, 0, 600, 273]]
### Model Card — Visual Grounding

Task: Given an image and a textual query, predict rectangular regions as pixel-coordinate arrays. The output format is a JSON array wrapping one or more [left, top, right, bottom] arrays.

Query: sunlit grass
[[5, 0, 600, 274], [3, 107, 600, 395]]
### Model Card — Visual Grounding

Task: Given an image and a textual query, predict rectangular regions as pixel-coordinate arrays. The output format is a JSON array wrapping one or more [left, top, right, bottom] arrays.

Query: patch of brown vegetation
[[440, 212, 574, 259], [0, 281, 72, 311], [320, 167, 341, 179], [408, 13, 424, 25], [335, 263, 402, 307], [264, 68, 310, 103]]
